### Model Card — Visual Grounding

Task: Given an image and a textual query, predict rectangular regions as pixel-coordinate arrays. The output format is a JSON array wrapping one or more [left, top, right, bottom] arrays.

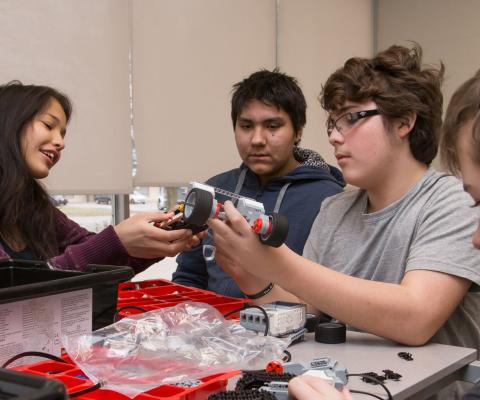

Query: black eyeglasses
[[327, 109, 380, 137]]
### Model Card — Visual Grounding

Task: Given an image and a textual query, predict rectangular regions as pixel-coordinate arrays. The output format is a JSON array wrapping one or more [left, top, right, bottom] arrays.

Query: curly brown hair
[[441, 70, 480, 174], [319, 43, 444, 165]]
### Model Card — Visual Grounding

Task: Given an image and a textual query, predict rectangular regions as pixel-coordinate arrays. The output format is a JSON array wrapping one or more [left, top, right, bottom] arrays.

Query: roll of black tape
[[314, 322, 346, 344], [304, 313, 318, 333]]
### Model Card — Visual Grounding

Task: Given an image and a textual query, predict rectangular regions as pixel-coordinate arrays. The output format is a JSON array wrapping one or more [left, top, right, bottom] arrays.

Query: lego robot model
[[159, 182, 289, 248], [261, 357, 348, 398]]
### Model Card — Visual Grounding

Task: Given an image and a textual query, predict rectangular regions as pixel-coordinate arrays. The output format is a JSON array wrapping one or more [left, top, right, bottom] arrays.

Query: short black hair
[[231, 69, 307, 134]]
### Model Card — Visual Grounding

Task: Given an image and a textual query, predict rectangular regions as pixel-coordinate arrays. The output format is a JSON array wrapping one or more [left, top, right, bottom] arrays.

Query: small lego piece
[[282, 328, 307, 346], [175, 379, 202, 388], [398, 351, 413, 361], [383, 369, 402, 380], [361, 372, 386, 384], [266, 360, 284, 374], [307, 357, 348, 390]]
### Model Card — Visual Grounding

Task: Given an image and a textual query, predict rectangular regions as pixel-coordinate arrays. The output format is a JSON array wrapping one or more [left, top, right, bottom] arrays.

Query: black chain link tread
[[235, 371, 295, 391], [208, 390, 276, 400]]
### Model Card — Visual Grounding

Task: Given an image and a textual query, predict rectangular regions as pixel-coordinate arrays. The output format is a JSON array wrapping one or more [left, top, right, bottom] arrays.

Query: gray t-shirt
[[303, 168, 480, 349]]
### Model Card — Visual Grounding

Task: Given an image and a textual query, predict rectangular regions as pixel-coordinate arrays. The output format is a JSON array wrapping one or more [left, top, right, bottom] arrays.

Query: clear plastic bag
[[63, 302, 289, 398]]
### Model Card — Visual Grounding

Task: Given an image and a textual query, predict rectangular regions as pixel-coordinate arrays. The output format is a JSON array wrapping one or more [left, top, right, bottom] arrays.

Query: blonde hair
[[441, 70, 480, 174]]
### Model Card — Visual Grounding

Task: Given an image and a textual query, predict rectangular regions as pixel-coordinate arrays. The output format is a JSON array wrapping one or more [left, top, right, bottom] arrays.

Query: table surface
[[287, 331, 477, 399]]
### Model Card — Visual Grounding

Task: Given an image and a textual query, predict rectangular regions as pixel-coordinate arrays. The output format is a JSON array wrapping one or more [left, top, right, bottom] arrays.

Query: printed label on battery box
[[0, 288, 92, 366]]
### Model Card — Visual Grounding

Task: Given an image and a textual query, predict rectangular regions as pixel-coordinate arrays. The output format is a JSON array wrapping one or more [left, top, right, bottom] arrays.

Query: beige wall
[[376, 0, 480, 168], [3, 1, 478, 190], [132, 0, 276, 187], [133, 0, 374, 185], [278, 0, 374, 167], [0, 0, 133, 194], [376, 0, 480, 105]]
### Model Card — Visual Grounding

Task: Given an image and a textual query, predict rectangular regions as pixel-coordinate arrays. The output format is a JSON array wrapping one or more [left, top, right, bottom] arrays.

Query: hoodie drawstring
[[273, 182, 291, 213], [232, 168, 291, 213]]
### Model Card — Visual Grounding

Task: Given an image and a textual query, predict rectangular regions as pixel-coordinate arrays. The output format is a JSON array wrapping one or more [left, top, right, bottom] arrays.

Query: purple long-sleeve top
[[0, 208, 158, 273]]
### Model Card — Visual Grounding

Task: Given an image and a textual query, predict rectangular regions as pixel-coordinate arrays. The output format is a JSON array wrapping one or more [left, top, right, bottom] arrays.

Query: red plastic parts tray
[[117, 279, 250, 320], [14, 356, 240, 400], [10, 281, 249, 399]]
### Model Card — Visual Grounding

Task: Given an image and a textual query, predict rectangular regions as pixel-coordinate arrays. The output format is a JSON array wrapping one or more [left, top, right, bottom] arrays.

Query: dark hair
[[231, 69, 307, 138], [441, 70, 480, 174], [320, 43, 444, 165], [0, 81, 72, 259]]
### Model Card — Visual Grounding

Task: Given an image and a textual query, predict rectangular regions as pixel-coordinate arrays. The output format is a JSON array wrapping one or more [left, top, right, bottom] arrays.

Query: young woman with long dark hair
[[0, 81, 199, 272]]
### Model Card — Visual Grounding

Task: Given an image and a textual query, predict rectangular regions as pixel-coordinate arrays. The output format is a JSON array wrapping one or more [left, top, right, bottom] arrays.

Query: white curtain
[[132, 0, 276, 186], [0, 0, 132, 194]]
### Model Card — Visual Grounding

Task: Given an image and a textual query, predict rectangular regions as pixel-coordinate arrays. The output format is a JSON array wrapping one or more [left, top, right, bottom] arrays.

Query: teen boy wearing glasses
[[287, 69, 480, 400], [208, 44, 480, 357]]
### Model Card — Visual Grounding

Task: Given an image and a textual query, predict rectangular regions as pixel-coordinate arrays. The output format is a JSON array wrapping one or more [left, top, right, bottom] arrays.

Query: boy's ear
[[294, 128, 303, 145], [397, 112, 417, 138]]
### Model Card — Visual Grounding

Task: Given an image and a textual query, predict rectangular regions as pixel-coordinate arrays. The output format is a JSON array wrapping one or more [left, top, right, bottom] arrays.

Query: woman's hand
[[114, 212, 200, 258], [288, 376, 352, 400]]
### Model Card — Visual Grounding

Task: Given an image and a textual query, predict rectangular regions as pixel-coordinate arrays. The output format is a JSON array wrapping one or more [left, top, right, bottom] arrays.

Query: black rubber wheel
[[259, 213, 289, 247], [183, 188, 214, 227]]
